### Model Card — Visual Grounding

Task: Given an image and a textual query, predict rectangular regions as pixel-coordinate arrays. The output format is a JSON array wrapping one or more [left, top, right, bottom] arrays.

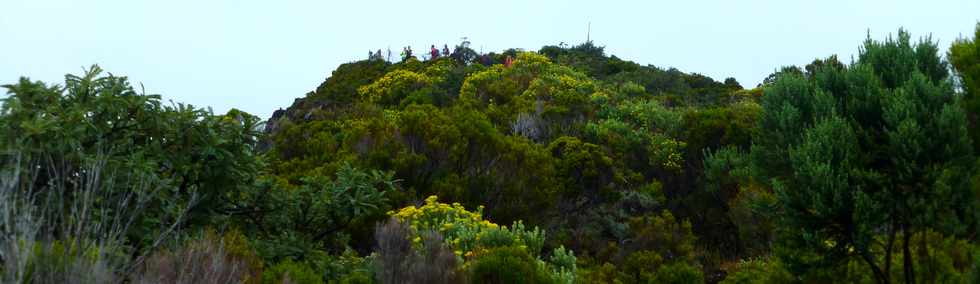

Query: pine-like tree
[[949, 22, 980, 152], [753, 29, 975, 283]]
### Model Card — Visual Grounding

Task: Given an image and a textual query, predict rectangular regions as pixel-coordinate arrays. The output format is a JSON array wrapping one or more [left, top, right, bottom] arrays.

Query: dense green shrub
[[468, 246, 553, 284], [263, 259, 324, 284], [1, 65, 263, 244], [719, 258, 793, 284], [237, 163, 398, 260]]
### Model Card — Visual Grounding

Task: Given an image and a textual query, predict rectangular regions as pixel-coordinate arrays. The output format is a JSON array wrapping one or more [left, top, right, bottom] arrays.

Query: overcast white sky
[[2, 0, 978, 118]]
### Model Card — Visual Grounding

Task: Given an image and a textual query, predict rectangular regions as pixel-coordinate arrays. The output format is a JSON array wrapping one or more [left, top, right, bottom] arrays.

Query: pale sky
[[2, 0, 978, 119]]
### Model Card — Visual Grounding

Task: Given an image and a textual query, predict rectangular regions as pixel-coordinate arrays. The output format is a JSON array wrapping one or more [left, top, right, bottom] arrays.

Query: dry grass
[[0, 150, 200, 283], [374, 217, 461, 284], [135, 235, 253, 284]]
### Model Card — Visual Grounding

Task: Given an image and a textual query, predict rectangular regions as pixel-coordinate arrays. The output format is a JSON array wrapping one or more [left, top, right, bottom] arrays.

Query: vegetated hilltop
[[2, 26, 978, 284], [258, 30, 979, 282], [256, 41, 760, 282]]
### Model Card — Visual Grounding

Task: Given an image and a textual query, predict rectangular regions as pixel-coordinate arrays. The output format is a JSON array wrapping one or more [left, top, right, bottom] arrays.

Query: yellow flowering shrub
[[459, 65, 513, 104], [459, 52, 557, 105], [389, 195, 499, 255], [388, 195, 548, 261], [648, 134, 686, 172], [511, 52, 553, 72], [521, 72, 595, 114], [423, 57, 455, 79], [357, 69, 433, 104], [458, 51, 599, 134]]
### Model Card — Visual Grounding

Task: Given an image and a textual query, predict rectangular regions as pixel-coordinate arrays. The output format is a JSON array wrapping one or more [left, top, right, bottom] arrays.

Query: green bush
[[469, 246, 553, 284], [651, 262, 704, 284], [263, 259, 324, 284], [1, 65, 263, 246], [720, 258, 793, 284]]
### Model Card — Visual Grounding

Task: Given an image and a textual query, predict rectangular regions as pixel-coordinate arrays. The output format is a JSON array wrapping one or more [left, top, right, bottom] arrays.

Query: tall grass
[[135, 233, 253, 284], [0, 148, 197, 283], [1, 154, 40, 282]]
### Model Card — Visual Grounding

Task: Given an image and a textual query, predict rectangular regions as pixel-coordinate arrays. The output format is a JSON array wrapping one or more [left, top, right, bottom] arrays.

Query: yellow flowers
[[388, 205, 419, 220], [482, 220, 498, 229], [387, 195, 554, 274], [389, 195, 493, 231], [357, 70, 432, 103], [388, 195, 502, 257], [647, 135, 686, 172], [512, 52, 552, 69], [459, 65, 507, 101]]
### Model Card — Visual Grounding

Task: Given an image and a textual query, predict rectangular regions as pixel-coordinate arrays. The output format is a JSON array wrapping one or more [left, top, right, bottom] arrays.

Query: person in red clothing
[[430, 45, 440, 60], [504, 55, 514, 67]]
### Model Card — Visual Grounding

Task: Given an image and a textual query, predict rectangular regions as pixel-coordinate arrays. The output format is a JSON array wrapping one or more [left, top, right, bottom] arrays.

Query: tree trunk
[[902, 226, 914, 284], [885, 216, 896, 280], [920, 230, 932, 282], [861, 248, 890, 284]]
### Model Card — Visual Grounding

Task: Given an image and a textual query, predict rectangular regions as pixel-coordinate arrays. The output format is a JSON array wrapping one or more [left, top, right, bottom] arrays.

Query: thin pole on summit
[[587, 22, 591, 42]]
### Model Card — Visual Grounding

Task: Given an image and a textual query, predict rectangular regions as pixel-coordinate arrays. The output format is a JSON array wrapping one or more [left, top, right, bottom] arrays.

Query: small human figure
[[430, 45, 440, 60], [480, 54, 491, 66], [401, 46, 413, 61], [504, 55, 514, 68], [442, 44, 450, 57]]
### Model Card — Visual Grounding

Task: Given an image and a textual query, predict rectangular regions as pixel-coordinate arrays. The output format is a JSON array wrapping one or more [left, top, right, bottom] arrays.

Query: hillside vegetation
[[2, 26, 979, 283]]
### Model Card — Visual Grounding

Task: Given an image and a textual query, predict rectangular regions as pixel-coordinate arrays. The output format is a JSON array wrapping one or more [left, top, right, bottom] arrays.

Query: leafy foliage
[[382, 197, 575, 283], [236, 163, 398, 260], [1, 66, 264, 282], [949, 22, 980, 152], [5, 25, 979, 283], [751, 29, 977, 283]]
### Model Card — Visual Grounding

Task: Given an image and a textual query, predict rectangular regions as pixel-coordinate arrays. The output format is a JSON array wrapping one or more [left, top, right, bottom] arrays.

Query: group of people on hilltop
[[429, 44, 451, 60], [368, 49, 386, 61], [402, 44, 452, 61], [368, 44, 454, 62], [368, 42, 513, 67]]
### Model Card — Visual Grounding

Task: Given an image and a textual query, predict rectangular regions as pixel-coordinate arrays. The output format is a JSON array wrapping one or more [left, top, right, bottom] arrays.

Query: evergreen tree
[[753, 30, 975, 283], [949, 22, 980, 152]]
